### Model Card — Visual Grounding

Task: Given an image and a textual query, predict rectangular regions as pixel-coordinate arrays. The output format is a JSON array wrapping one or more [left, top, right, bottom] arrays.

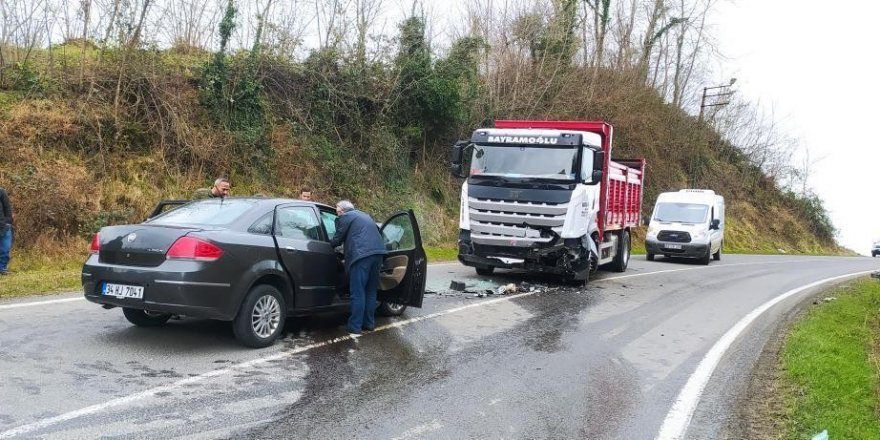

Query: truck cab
[[451, 120, 645, 282], [645, 189, 725, 264]]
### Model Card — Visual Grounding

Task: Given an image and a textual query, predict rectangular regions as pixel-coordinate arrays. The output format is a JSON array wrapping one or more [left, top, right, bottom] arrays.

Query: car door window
[[320, 210, 337, 241], [248, 212, 274, 235], [276, 207, 321, 240], [382, 215, 415, 251]]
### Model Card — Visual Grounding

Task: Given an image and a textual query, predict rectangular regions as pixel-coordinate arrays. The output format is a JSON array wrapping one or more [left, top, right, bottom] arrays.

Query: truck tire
[[122, 308, 171, 327], [646, 253, 655, 261], [233, 284, 286, 348], [609, 231, 631, 272], [713, 246, 721, 261], [476, 266, 495, 276]]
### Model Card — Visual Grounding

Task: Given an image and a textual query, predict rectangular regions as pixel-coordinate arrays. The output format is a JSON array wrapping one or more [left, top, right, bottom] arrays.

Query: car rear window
[[147, 199, 257, 226]]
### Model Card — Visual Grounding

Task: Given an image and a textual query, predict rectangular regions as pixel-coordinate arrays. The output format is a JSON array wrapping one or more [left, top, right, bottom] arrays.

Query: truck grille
[[468, 197, 568, 247], [657, 230, 691, 243]]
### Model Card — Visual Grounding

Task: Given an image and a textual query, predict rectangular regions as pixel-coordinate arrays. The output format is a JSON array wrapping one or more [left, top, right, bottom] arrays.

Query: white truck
[[450, 120, 646, 282], [645, 189, 725, 264]]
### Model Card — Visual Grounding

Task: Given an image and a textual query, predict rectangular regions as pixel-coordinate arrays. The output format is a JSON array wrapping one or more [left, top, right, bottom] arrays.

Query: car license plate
[[102, 283, 144, 299], [664, 244, 683, 250]]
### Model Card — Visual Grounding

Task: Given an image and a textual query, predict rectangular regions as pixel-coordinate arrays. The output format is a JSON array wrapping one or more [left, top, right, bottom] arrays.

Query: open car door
[[377, 210, 427, 307]]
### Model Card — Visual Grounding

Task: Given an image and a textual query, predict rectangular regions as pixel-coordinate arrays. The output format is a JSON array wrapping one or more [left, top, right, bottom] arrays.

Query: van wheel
[[123, 308, 171, 327], [713, 247, 721, 261], [699, 249, 711, 265], [378, 302, 407, 316], [646, 253, 655, 261], [476, 266, 495, 276], [610, 231, 631, 272], [233, 285, 286, 348]]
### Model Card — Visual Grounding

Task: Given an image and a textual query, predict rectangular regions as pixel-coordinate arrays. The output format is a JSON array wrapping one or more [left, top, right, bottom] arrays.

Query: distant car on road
[[872, 241, 880, 257], [82, 198, 427, 347]]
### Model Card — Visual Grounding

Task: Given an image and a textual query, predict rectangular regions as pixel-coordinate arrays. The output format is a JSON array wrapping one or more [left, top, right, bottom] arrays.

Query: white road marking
[[392, 420, 443, 440], [0, 297, 82, 310], [0, 257, 864, 437], [654, 270, 875, 440]]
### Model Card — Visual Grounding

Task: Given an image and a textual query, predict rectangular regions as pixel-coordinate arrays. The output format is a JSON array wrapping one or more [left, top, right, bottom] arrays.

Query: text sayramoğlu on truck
[[450, 120, 646, 282]]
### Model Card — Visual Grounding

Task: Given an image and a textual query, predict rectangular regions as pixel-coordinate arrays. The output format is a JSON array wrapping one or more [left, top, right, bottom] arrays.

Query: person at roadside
[[330, 200, 387, 335], [0, 186, 13, 275], [299, 187, 313, 201], [192, 177, 231, 200]]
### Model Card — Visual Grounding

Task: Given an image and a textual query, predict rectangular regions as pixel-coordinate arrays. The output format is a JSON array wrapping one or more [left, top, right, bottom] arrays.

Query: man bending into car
[[330, 200, 387, 335]]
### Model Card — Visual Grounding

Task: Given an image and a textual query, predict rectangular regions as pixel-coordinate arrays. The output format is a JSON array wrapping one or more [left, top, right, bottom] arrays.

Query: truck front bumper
[[645, 238, 709, 259], [458, 229, 588, 275]]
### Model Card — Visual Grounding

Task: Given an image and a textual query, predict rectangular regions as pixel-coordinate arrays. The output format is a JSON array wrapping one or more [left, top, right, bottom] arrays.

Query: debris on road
[[497, 283, 518, 295], [822, 297, 837, 302], [449, 280, 467, 291], [871, 271, 880, 279]]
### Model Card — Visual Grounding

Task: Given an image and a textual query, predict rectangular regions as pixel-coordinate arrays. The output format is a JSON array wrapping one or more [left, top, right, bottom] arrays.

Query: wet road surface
[[1, 255, 878, 439]]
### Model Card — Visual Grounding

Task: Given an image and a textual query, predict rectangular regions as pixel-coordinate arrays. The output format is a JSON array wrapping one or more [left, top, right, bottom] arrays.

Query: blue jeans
[[0, 226, 11, 273], [347, 255, 383, 333]]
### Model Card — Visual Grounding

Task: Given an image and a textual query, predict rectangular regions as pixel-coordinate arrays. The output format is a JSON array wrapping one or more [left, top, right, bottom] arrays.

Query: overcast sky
[[713, 0, 880, 255]]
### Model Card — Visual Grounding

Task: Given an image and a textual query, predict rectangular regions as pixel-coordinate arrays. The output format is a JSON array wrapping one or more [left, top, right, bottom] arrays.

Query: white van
[[645, 189, 725, 264]]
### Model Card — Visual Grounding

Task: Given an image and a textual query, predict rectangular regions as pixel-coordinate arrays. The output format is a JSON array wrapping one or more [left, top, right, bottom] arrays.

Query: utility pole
[[699, 78, 736, 122]]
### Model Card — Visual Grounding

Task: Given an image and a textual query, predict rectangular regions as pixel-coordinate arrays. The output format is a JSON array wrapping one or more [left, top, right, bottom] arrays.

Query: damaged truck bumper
[[458, 229, 590, 276]]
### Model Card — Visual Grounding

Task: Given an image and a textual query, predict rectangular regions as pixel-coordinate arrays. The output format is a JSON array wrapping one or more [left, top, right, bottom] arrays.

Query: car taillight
[[166, 236, 224, 261], [89, 233, 101, 254]]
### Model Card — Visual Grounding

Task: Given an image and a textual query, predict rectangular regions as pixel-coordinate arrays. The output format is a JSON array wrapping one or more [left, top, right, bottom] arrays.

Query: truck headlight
[[692, 230, 707, 240]]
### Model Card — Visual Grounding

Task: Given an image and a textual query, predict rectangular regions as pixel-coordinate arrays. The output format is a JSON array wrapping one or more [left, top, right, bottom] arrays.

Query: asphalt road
[[1, 255, 878, 439]]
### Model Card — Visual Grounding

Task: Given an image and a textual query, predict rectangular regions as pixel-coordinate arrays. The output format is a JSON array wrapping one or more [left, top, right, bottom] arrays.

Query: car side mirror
[[590, 169, 603, 183], [710, 219, 720, 230]]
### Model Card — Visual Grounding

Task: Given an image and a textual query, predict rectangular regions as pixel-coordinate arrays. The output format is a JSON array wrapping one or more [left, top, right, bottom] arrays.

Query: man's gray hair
[[214, 176, 229, 186], [336, 200, 355, 212]]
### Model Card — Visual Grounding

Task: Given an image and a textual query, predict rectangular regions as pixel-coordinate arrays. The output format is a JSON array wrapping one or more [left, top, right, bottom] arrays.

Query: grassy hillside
[[0, 30, 846, 286]]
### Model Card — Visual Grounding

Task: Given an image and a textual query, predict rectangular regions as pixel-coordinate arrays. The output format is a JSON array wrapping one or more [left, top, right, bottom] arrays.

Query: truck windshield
[[469, 145, 579, 181], [653, 203, 709, 224]]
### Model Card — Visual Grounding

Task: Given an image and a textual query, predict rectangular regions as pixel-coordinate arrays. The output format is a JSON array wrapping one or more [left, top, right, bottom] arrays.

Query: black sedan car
[[82, 198, 427, 348]]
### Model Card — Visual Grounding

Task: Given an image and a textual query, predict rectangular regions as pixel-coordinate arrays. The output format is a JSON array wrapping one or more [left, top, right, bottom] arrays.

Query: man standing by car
[[192, 177, 231, 199], [299, 187, 313, 201], [330, 200, 387, 334], [0, 186, 12, 275]]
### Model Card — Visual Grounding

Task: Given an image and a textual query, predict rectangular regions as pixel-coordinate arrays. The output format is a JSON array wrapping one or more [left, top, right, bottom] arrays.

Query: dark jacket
[[330, 209, 387, 270], [0, 187, 11, 234]]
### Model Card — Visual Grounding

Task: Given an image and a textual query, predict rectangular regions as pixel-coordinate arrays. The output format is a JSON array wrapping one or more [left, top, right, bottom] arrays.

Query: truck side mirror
[[451, 143, 464, 165], [451, 141, 468, 178], [710, 219, 720, 230], [591, 170, 603, 183], [593, 150, 605, 172], [450, 163, 463, 177]]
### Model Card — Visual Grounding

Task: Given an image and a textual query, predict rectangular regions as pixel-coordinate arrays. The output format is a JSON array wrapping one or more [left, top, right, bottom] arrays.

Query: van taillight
[[166, 237, 224, 261], [89, 233, 101, 254]]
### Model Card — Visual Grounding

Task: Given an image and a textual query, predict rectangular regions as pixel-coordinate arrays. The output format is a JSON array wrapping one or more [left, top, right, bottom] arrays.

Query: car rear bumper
[[645, 239, 709, 258], [82, 255, 240, 320]]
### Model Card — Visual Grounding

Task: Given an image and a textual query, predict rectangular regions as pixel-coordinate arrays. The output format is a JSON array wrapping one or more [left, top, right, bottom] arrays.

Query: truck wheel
[[476, 266, 495, 276], [122, 308, 171, 327], [713, 247, 721, 261], [233, 284, 286, 348], [646, 253, 655, 261], [378, 302, 407, 316], [610, 231, 631, 272]]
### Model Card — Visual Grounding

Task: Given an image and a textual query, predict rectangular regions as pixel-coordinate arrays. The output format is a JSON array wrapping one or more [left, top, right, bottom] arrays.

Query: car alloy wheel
[[251, 295, 281, 339]]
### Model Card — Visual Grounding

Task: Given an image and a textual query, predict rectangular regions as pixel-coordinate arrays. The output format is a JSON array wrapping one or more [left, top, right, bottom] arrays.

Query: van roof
[[656, 190, 723, 205]]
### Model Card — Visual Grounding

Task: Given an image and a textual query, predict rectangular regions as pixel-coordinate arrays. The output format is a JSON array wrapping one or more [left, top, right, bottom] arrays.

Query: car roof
[[197, 197, 335, 211]]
